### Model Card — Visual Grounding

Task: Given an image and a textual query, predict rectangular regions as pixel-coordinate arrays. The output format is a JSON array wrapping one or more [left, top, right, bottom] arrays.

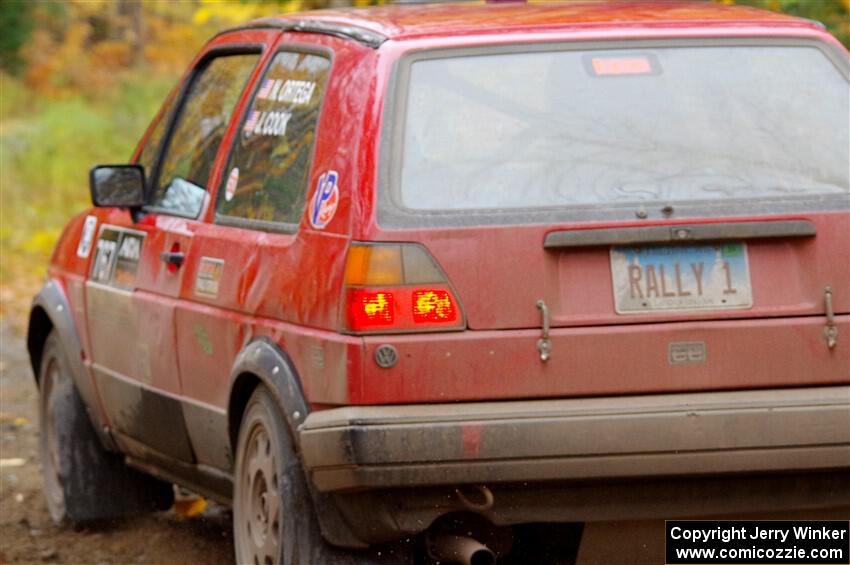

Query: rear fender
[[227, 338, 366, 549]]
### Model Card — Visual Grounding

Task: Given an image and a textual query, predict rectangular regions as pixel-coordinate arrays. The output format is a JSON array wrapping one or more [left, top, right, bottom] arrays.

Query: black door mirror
[[89, 165, 146, 208]]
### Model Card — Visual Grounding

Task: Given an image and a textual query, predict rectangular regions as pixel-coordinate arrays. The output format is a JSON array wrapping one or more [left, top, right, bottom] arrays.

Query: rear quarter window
[[216, 51, 330, 229]]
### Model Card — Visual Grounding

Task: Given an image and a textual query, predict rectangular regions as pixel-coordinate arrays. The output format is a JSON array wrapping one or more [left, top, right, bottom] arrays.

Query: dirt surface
[[0, 320, 234, 564]]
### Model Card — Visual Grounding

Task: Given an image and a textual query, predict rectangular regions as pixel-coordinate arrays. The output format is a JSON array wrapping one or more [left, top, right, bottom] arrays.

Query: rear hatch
[[375, 38, 849, 399]]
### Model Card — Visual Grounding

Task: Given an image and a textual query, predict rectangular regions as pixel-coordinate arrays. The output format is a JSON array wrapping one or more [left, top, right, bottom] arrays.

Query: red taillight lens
[[412, 289, 457, 323], [341, 243, 464, 334], [347, 290, 395, 330]]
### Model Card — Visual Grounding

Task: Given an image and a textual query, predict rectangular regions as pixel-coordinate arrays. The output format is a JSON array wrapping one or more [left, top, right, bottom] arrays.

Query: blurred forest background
[[0, 0, 848, 326]]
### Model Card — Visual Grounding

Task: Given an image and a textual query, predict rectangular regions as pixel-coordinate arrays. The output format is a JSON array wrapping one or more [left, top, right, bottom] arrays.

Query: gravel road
[[0, 320, 234, 564]]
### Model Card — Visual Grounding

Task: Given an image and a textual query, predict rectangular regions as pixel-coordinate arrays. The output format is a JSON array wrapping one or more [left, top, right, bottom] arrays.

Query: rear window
[[382, 42, 849, 226]]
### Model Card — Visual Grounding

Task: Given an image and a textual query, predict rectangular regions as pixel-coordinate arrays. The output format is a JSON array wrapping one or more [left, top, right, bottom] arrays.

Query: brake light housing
[[412, 289, 457, 323], [341, 243, 465, 333], [347, 290, 395, 328]]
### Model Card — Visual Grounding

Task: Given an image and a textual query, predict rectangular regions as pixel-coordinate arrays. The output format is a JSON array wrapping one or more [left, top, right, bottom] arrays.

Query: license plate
[[610, 243, 752, 314]]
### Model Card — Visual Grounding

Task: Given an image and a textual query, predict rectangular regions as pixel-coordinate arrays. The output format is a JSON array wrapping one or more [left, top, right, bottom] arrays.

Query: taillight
[[347, 290, 395, 328], [342, 243, 465, 333], [412, 290, 457, 323]]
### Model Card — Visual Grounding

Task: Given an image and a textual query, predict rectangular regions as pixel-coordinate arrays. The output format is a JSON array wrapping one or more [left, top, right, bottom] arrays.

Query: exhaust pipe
[[429, 534, 497, 565]]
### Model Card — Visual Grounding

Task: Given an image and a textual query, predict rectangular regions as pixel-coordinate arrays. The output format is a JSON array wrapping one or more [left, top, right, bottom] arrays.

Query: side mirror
[[89, 165, 146, 208]]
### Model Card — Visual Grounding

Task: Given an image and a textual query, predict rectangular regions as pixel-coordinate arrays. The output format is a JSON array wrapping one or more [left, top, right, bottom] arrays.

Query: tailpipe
[[428, 534, 497, 565]]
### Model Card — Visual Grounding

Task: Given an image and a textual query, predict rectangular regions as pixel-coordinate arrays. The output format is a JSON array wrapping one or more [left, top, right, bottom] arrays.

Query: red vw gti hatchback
[[27, 2, 849, 564]]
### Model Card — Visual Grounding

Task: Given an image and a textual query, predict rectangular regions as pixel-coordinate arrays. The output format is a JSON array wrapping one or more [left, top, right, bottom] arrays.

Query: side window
[[216, 51, 330, 227], [148, 53, 260, 218], [135, 91, 177, 180]]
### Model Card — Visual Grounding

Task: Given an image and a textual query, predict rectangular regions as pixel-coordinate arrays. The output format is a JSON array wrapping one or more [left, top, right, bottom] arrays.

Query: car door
[[171, 44, 334, 471], [86, 34, 270, 463]]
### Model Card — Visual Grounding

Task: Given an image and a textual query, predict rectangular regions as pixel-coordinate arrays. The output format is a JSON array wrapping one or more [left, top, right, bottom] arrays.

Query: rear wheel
[[38, 330, 173, 524], [233, 385, 343, 565]]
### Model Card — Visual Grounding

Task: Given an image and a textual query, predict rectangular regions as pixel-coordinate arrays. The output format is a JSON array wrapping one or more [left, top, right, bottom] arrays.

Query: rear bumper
[[299, 386, 850, 492]]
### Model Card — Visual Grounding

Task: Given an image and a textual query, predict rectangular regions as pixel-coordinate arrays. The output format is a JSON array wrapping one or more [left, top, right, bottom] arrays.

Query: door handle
[[160, 251, 185, 268]]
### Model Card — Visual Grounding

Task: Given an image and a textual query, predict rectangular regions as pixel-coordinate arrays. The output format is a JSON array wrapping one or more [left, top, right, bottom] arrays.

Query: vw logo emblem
[[374, 345, 399, 369]]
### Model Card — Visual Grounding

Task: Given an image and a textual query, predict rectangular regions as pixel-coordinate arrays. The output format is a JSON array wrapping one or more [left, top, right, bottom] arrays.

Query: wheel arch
[[227, 371, 261, 449], [226, 337, 367, 549], [27, 304, 53, 383], [27, 279, 114, 449], [226, 338, 309, 450]]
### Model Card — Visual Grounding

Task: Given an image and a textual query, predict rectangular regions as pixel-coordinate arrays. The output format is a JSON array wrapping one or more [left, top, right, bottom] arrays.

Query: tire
[[233, 385, 355, 565], [38, 330, 173, 524]]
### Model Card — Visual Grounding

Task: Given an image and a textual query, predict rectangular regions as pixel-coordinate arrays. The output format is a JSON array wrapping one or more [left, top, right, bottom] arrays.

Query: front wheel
[[38, 330, 173, 524], [233, 385, 342, 565]]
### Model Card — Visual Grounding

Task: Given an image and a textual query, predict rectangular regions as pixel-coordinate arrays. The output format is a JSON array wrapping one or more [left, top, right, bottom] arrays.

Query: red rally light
[[347, 289, 395, 330], [412, 289, 457, 323]]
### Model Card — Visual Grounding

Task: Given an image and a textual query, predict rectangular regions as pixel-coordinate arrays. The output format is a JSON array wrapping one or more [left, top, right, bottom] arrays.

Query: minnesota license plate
[[610, 243, 752, 314]]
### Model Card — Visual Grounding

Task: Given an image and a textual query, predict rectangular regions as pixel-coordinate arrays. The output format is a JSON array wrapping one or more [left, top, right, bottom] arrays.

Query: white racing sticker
[[90, 226, 146, 289], [195, 257, 224, 298], [224, 167, 239, 202], [243, 110, 292, 138], [243, 77, 316, 140], [92, 238, 117, 283], [256, 79, 315, 105], [279, 80, 315, 105], [113, 232, 144, 289], [76, 215, 98, 258], [118, 235, 141, 261]]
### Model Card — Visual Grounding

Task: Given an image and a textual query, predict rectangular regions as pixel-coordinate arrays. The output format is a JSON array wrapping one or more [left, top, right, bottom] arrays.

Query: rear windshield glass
[[388, 45, 849, 224]]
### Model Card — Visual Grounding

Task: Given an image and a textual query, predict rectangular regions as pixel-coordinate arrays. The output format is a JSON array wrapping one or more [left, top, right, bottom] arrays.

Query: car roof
[[243, 1, 818, 45]]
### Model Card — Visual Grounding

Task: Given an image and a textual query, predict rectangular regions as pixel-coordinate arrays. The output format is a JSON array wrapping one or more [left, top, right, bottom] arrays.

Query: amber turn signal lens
[[344, 246, 403, 286]]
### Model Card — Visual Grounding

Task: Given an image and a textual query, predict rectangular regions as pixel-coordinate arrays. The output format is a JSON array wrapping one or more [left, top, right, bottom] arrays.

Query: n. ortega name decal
[[257, 79, 316, 105], [309, 171, 340, 230]]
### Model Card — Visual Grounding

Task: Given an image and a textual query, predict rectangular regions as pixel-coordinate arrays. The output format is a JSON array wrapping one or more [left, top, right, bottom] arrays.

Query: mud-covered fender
[[227, 337, 366, 549], [28, 279, 113, 449], [228, 337, 310, 444]]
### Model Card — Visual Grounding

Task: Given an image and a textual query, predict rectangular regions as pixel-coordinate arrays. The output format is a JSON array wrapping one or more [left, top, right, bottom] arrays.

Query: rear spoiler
[[237, 18, 388, 49]]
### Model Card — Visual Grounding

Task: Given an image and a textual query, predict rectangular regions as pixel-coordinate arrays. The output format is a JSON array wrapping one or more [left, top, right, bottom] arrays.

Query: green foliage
[[0, 71, 30, 120], [1, 70, 176, 278], [0, 0, 34, 74], [731, 0, 850, 47]]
